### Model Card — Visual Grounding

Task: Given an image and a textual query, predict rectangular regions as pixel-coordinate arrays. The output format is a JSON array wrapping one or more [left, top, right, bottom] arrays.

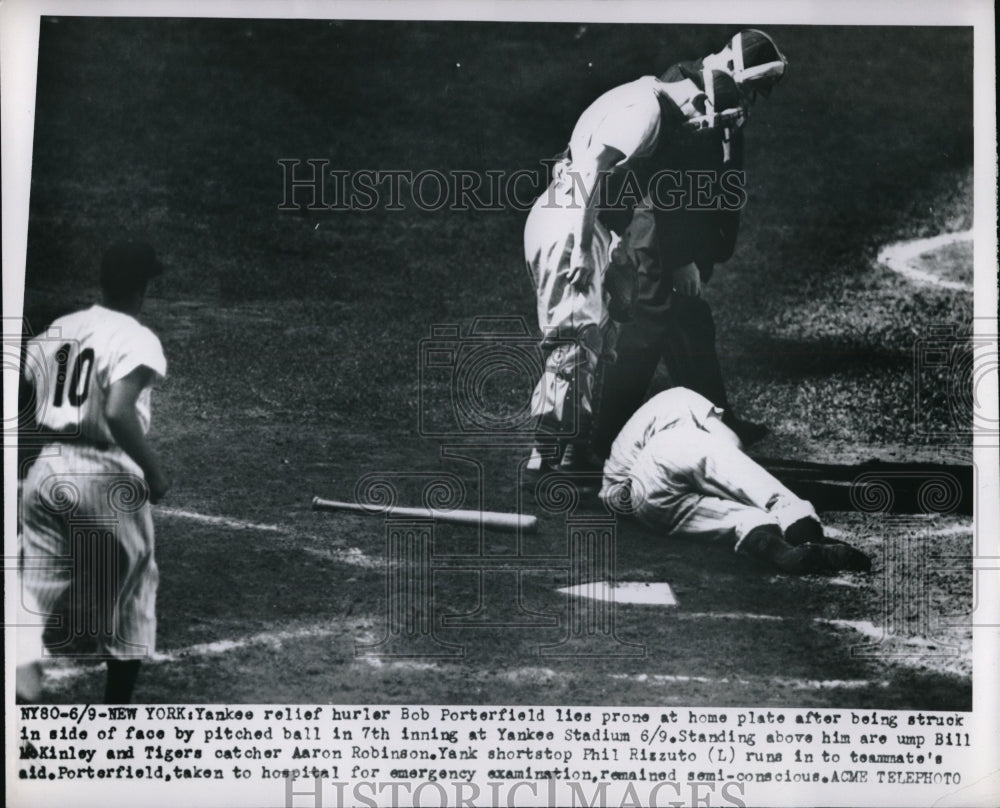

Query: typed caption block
[[11, 705, 974, 807]]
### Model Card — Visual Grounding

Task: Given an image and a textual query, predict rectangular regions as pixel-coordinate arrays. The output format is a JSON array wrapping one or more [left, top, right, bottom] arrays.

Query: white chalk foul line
[[680, 612, 785, 621], [820, 618, 961, 649], [877, 229, 973, 292], [155, 506, 381, 568], [45, 622, 363, 683], [356, 662, 886, 692], [608, 672, 887, 690], [45, 613, 959, 693], [823, 522, 970, 540], [156, 507, 286, 533]]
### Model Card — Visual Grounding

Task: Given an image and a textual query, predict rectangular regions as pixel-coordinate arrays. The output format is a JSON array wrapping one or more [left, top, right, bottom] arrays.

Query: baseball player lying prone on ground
[[600, 387, 871, 574], [16, 242, 170, 704]]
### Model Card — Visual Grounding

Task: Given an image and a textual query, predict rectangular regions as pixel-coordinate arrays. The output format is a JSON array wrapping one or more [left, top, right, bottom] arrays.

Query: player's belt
[[49, 432, 112, 451]]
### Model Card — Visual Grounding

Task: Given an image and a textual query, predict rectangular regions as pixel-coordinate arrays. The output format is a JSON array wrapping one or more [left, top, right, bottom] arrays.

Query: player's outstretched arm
[[567, 144, 625, 292], [106, 366, 171, 503]]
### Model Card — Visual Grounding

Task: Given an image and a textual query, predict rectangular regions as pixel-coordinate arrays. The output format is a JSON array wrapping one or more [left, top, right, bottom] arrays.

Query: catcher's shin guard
[[529, 330, 601, 471], [532, 329, 600, 435]]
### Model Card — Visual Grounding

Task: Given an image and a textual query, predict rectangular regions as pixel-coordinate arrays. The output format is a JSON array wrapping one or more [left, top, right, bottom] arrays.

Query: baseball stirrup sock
[[104, 659, 142, 704]]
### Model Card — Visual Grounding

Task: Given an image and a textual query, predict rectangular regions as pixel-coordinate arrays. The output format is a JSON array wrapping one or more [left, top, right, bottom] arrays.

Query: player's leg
[[592, 208, 670, 457], [526, 192, 606, 470], [626, 430, 774, 533], [685, 419, 861, 558], [525, 193, 568, 470], [16, 451, 76, 701], [591, 312, 664, 458], [101, 476, 159, 704], [661, 422, 822, 536], [681, 429, 870, 569], [15, 573, 46, 702], [626, 449, 813, 571], [635, 488, 857, 574], [629, 428, 869, 572], [659, 296, 728, 406], [542, 326, 604, 471], [658, 296, 768, 446], [529, 328, 604, 470], [16, 659, 43, 703]]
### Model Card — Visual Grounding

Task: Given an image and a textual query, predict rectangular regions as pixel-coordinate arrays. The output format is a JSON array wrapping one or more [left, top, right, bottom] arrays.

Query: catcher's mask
[[707, 28, 788, 104], [683, 69, 747, 132]]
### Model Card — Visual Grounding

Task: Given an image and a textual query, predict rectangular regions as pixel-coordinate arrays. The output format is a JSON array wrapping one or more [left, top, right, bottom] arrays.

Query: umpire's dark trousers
[[592, 236, 730, 459]]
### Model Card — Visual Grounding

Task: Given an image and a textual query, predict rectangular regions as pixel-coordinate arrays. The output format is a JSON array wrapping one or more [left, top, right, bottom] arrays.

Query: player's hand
[[564, 251, 595, 293], [146, 469, 171, 504], [672, 262, 701, 297], [605, 244, 637, 322]]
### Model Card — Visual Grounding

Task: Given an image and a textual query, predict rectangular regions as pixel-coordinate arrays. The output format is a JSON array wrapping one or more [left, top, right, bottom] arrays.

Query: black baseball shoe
[[741, 524, 824, 574], [785, 517, 858, 549], [818, 544, 873, 573], [784, 516, 824, 546], [774, 541, 872, 574], [558, 443, 605, 474], [771, 542, 829, 574]]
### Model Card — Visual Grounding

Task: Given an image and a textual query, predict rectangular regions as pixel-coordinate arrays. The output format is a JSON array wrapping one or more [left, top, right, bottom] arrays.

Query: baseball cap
[[100, 241, 164, 297]]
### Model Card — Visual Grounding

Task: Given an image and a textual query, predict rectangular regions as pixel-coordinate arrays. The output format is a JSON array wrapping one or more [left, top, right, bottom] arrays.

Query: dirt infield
[[878, 231, 973, 292]]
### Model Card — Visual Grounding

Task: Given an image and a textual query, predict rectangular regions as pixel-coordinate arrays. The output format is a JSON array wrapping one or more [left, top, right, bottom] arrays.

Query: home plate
[[557, 581, 677, 606]]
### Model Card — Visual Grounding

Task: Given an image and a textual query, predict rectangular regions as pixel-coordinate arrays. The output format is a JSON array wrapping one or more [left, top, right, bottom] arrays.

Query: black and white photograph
[[4, 1, 997, 806]]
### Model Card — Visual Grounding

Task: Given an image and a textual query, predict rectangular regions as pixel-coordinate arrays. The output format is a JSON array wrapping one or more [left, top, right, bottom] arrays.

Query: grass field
[[16, 18, 975, 709]]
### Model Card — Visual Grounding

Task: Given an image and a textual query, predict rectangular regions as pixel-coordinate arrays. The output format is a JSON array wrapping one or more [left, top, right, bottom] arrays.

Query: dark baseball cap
[[100, 241, 164, 297]]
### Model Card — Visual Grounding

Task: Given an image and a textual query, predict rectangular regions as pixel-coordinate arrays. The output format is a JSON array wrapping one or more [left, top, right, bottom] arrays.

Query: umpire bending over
[[592, 30, 788, 456]]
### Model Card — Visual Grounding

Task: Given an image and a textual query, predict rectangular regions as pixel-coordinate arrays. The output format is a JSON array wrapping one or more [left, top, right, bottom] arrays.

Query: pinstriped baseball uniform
[[600, 388, 817, 551], [527, 77, 666, 336], [526, 76, 696, 460], [18, 304, 166, 662]]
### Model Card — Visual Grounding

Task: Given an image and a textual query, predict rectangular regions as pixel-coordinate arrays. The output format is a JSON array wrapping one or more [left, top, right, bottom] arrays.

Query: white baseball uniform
[[18, 304, 166, 663], [526, 76, 690, 451], [601, 387, 818, 551]]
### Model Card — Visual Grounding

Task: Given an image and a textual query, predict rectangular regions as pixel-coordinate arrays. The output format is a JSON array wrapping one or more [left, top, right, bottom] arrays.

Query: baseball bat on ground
[[311, 497, 537, 533]]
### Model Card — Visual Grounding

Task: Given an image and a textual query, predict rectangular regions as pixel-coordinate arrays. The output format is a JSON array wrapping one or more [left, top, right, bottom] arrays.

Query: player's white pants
[[624, 425, 817, 552], [524, 176, 612, 445], [17, 443, 158, 664]]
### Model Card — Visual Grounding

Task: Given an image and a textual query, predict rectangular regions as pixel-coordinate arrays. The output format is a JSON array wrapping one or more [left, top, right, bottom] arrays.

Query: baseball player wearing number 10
[[16, 242, 170, 704]]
